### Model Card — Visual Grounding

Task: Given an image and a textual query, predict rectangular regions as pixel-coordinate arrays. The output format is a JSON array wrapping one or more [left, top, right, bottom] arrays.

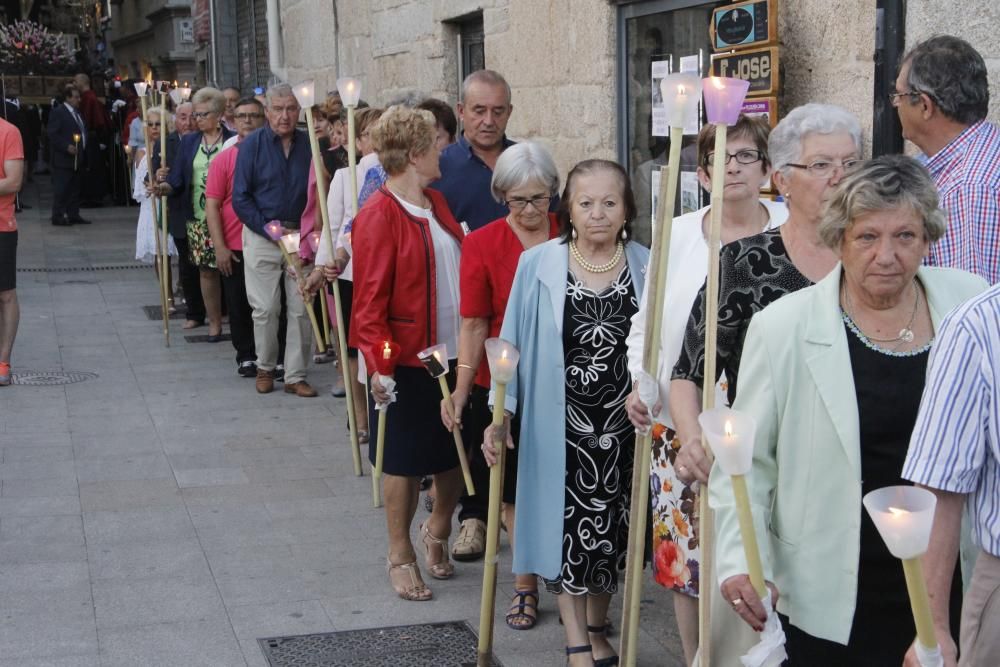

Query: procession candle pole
[[697, 76, 750, 666], [864, 487, 944, 667], [337, 77, 362, 217], [418, 344, 475, 496], [618, 73, 703, 667], [477, 338, 520, 667], [298, 80, 362, 476], [158, 82, 172, 347], [263, 223, 327, 348], [370, 340, 400, 507], [72, 133, 80, 170]]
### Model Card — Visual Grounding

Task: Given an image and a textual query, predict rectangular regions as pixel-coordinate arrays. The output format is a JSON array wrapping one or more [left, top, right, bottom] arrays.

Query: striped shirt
[[922, 120, 1000, 285], [903, 283, 1000, 556]]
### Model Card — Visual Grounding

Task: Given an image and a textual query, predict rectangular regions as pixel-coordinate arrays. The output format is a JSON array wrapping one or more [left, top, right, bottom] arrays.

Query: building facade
[[270, 0, 999, 241], [108, 0, 197, 83]]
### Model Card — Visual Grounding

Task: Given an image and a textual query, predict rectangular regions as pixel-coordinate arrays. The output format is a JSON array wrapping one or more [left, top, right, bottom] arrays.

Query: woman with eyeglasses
[[155, 86, 235, 341], [623, 113, 785, 664], [436, 141, 560, 631], [134, 106, 177, 268]]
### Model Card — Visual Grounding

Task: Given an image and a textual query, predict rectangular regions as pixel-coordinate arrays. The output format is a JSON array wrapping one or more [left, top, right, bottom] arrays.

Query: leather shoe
[[256, 368, 275, 394], [69, 217, 92, 225], [451, 518, 486, 561], [284, 381, 318, 397]]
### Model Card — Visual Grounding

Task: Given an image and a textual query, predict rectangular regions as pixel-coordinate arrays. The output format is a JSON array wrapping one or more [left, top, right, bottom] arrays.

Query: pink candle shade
[[702, 76, 751, 125], [264, 221, 283, 242]]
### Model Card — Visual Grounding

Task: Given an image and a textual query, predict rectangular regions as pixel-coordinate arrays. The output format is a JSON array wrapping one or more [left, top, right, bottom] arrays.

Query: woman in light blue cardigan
[[486, 160, 649, 666]]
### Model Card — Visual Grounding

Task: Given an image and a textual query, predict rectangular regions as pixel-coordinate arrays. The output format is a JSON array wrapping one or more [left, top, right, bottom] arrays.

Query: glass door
[[617, 0, 724, 246]]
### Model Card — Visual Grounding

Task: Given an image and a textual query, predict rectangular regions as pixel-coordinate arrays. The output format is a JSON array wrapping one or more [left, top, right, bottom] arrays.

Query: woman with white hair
[[439, 140, 561, 631], [134, 106, 177, 266], [668, 103, 864, 489]]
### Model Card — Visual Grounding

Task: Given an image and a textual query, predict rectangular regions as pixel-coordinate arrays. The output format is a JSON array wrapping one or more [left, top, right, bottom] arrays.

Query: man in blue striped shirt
[[903, 284, 1000, 667]]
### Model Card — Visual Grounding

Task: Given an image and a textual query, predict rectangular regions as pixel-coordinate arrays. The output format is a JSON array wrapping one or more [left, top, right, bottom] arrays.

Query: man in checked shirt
[[893, 35, 1000, 285]]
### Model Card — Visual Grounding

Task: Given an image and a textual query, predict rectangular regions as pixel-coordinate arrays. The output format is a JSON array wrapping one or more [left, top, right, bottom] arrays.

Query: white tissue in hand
[[740, 590, 787, 667], [914, 641, 943, 667], [376, 376, 397, 410], [635, 370, 659, 434]]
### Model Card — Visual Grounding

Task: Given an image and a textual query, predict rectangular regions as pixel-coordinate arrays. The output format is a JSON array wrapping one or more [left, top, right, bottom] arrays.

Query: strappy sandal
[[565, 644, 592, 665], [420, 522, 455, 579], [588, 624, 620, 666], [386, 558, 432, 601], [505, 589, 539, 630]]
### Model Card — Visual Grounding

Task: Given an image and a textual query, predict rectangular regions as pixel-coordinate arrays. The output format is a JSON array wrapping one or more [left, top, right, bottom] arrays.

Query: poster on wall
[[681, 171, 700, 215], [651, 60, 671, 137]]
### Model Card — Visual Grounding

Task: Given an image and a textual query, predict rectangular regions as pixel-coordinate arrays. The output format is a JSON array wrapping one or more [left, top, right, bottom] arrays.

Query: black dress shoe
[[51, 218, 72, 226], [68, 217, 92, 225]]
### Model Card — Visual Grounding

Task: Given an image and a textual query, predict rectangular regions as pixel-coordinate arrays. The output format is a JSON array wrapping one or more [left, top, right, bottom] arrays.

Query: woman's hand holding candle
[[720, 575, 780, 633], [439, 386, 468, 432], [371, 373, 393, 404], [481, 417, 513, 466], [675, 435, 712, 484]]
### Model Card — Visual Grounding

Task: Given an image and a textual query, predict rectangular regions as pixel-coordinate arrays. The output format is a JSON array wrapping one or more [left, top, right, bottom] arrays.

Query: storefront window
[[617, 0, 723, 245]]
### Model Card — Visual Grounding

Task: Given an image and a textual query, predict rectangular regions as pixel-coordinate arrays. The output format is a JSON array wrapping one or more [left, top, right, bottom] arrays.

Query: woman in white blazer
[[713, 155, 988, 664]]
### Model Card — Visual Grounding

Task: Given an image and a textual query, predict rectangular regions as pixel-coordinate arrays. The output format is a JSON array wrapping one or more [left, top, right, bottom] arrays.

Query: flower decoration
[[653, 539, 691, 590], [0, 20, 76, 75]]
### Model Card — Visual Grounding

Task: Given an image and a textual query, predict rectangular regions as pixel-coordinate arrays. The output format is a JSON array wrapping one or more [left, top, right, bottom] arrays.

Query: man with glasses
[[205, 98, 266, 377], [233, 83, 317, 397], [893, 35, 1000, 284]]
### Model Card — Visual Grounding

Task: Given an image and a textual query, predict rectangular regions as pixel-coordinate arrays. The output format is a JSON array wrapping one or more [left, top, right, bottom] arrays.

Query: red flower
[[653, 539, 691, 589]]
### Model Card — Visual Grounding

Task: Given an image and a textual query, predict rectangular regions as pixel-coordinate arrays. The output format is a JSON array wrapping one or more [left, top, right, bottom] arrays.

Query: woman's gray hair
[[490, 141, 560, 203], [768, 103, 863, 173], [192, 86, 227, 115], [818, 154, 947, 249]]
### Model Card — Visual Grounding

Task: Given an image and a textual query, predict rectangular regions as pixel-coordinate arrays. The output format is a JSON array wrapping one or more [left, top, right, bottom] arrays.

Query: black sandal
[[565, 644, 592, 664], [505, 589, 539, 630], [588, 625, 619, 666]]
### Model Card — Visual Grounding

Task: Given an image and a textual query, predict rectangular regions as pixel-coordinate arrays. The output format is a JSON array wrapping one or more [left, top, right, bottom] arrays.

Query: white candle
[[671, 85, 688, 129], [382, 341, 392, 361]]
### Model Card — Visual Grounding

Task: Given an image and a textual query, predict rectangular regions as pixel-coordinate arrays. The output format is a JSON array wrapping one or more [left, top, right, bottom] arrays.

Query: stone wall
[[278, 0, 1000, 172]]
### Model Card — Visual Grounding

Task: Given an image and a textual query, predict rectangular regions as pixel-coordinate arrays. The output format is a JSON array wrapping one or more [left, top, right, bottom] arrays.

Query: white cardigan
[[625, 199, 788, 424]]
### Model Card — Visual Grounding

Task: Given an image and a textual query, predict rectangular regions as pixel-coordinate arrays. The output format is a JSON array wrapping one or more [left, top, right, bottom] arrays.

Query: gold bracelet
[[457, 363, 475, 371]]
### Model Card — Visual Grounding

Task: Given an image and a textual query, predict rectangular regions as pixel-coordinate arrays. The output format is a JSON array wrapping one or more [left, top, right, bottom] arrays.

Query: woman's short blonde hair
[[818, 154, 947, 249], [191, 86, 227, 115], [369, 105, 436, 176]]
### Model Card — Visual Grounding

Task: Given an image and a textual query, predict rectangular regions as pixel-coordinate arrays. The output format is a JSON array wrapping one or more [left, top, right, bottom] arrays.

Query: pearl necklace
[[570, 240, 624, 273]]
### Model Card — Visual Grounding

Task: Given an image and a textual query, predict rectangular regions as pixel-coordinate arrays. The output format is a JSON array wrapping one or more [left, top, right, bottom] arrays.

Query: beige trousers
[[960, 549, 1000, 667], [242, 228, 311, 384]]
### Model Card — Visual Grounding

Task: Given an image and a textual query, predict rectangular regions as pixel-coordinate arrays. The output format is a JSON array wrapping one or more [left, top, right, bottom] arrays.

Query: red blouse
[[460, 213, 560, 388]]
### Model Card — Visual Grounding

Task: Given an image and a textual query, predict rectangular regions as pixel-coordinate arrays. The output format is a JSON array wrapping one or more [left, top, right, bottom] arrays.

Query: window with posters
[[616, 0, 726, 246]]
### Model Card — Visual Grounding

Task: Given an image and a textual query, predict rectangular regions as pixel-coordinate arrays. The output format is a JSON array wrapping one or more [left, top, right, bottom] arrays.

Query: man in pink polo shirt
[[205, 97, 267, 377], [0, 116, 24, 386]]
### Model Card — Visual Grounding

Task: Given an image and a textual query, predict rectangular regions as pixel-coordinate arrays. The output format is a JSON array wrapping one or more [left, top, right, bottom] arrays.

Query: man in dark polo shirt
[[233, 83, 316, 398]]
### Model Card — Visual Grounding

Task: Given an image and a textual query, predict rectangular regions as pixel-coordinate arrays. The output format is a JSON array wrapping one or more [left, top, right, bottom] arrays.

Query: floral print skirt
[[186, 217, 217, 269], [650, 424, 700, 597]]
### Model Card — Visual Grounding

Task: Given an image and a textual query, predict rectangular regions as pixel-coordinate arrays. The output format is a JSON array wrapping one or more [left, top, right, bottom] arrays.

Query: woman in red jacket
[[350, 105, 465, 601]]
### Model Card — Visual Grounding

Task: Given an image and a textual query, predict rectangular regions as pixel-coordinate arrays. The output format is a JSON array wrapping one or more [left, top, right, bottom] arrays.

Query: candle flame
[[184, 81, 189, 87], [501, 349, 508, 360], [173, 80, 178, 87], [383, 341, 391, 360], [724, 420, 734, 438], [347, 81, 355, 92], [887, 506, 909, 517], [710, 76, 725, 90], [677, 84, 687, 95]]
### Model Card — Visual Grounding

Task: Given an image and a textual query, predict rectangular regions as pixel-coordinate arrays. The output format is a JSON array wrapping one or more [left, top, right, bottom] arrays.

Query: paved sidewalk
[[0, 181, 683, 666]]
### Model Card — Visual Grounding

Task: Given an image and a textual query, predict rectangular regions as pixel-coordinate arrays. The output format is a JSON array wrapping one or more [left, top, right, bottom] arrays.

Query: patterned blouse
[[671, 229, 812, 405]]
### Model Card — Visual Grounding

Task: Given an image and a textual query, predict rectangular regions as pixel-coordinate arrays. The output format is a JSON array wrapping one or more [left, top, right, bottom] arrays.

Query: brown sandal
[[386, 559, 432, 601], [420, 522, 455, 579]]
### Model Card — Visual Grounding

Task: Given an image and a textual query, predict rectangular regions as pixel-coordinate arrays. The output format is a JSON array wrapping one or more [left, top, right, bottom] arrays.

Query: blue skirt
[[368, 363, 460, 477]]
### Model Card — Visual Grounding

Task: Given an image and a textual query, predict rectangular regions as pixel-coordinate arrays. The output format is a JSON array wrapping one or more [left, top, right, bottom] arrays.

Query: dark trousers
[[172, 235, 206, 323], [457, 386, 494, 523], [221, 250, 255, 364], [50, 166, 80, 221]]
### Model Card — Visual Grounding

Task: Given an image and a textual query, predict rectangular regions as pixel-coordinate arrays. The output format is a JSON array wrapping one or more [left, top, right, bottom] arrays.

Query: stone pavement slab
[[0, 182, 684, 665]]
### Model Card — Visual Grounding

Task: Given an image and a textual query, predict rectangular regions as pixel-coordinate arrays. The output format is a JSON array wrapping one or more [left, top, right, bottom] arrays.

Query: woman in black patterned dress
[[484, 160, 649, 666]]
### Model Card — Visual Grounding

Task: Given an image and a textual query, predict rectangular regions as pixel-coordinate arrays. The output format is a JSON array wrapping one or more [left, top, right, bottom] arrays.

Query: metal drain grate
[[18, 263, 149, 273], [143, 305, 186, 321], [184, 333, 232, 343], [10, 370, 98, 386], [258, 621, 500, 667]]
